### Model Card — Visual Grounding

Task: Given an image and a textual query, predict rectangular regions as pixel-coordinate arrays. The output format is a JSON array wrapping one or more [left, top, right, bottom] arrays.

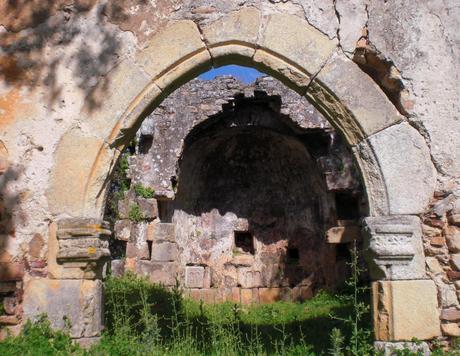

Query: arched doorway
[[39, 9, 438, 343]]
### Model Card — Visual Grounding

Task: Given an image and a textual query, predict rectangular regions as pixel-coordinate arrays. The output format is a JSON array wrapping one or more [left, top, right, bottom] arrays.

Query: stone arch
[[44, 8, 440, 343]]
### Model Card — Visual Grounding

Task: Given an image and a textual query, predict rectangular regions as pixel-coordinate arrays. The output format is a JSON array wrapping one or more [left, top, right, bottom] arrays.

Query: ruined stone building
[[0, 0, 459, 351], [109, 76, 363, 303]]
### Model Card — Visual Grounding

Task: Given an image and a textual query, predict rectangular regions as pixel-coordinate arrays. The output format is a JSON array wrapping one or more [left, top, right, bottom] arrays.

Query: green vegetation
[[134, 183, 155, 199], [106, 152, 131, 223], [128, 203, 144, 223], [2, 245, 459, 355]]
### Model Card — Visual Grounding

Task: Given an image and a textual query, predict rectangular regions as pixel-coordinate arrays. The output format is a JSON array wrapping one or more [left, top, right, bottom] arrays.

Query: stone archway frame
[[45, 8, 440, 342]]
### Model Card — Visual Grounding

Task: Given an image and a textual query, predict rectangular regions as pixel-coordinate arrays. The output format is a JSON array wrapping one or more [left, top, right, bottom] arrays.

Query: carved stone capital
[[50, 218, 111, 280], [363, 215, 426, 280]]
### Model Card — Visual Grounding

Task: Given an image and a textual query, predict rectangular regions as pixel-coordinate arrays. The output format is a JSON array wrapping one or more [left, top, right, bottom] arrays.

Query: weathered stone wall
[[110, 76, 363, 303], [0, 0, 457, 347]]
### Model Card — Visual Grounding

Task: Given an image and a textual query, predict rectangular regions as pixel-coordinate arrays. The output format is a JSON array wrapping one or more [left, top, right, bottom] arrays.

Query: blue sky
[[199, 65, 263, 83]]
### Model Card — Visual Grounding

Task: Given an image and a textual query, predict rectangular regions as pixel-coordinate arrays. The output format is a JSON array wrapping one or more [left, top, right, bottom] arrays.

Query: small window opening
[[158, 200, 173, 222], [335, 192, 360, 220], [138, 134, 153, 154], [147, 241, 152, 260], [234, 231, 254, 255], [336, 244, 351, 261], [287, 247, 300, 262]]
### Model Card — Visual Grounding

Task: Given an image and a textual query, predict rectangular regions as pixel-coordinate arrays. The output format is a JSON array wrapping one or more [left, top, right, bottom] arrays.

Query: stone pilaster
[[23, 218, 111, 341], [364, 215, 441, 342]]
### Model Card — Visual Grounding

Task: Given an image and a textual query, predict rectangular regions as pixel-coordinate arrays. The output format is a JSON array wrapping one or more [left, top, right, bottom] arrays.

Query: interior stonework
[[110, 76, 364, 302], [0, 0, 458, 349]]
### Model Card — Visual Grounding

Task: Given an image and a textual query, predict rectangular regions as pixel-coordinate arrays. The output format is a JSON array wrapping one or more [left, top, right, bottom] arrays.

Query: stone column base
[[373, 279, 441, 341], [23, 279, 103, 339]]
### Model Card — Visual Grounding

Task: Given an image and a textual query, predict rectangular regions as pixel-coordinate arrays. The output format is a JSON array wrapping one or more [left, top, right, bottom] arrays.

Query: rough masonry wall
[[111, 76, 363, 303]]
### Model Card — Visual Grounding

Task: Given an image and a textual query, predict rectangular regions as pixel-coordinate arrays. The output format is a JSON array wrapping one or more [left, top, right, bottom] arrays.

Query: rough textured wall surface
[[111, 76, 363, 303], [0, 0, 458, 345]]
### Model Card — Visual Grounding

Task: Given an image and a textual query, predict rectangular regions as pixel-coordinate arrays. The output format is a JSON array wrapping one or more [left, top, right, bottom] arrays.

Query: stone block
[[117, 197, 130, 219], [126, 242, 140, 258], [84, 59, 151, 140], [326, 225, 361, 243], [200, 289, 217, 304], [363, 215, 426, 280], [259, 288, 283, 303], [138, 261, 177, 286], [441, 308, 460, 321], [291, 286, 314, 302], [240, 288, 254, 305], [258, 14, 336, 80], [446, 226, 460, 253], [0, 263, 24, 282], [47, 128, 110, 217], [231, 287, 240, 303], [146, 221, 157, 241], [448, 213, 460, 226], [110, 259, 125, 277], [372, 280, 441, 341], [150, 242, 178, 262], [136, 198, 158, 219], [114, 220, 132, 241], [202, 7, 260, 65], [185, 266, 205, 289], [0, 282, 17, 293], [451, 254, 460, 270], [3, 296, 17, 315], [313, 51, 402, 141], [0, 315, 19, 325], [231, 254, 254, 266], [441, 323, 460, 337], [23, 279, 103, 338], [430, 235, 446, 247], [136, 20, 206, 80], [426, 257, 443, 274], [364, 123, 436, 215], [152, 223, 176, 242], [237, 268, 262, 288]]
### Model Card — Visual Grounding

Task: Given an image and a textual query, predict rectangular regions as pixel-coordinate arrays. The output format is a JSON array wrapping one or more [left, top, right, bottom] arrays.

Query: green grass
[[2, 273, 457, 355]]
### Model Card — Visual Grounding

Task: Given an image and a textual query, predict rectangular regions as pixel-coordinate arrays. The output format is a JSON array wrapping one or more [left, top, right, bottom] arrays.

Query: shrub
[[134, 183, 155, 199], [0, 315, 81, 355], [128, 203, 144, 222]]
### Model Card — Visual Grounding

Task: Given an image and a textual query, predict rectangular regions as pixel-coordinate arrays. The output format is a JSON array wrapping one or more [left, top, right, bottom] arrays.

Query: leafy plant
[[329, 327, 345, 356], [134, 183, 155, 199], [128, 203, 144, 222], [0, 314, 81, 355], [330, 240, 373, 355]]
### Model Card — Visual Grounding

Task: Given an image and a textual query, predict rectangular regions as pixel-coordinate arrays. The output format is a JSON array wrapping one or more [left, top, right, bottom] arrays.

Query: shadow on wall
[[172, 102, 340, 290], [0, 0, 150, 110], [0, 160, 21, 280]]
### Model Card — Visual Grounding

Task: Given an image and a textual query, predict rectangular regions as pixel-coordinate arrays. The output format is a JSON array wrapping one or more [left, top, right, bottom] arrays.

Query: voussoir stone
[[256, 13, 336, 84], [366, 122, 436, 215], [313, 52, 403, 142], [136, 20, 211, 91], [202, 7, 260, 64]]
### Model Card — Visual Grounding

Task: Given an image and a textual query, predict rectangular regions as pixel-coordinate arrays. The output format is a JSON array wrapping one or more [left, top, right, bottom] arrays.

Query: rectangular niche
[[287, 247, 300, 263], [234, 231, 255, 255]]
